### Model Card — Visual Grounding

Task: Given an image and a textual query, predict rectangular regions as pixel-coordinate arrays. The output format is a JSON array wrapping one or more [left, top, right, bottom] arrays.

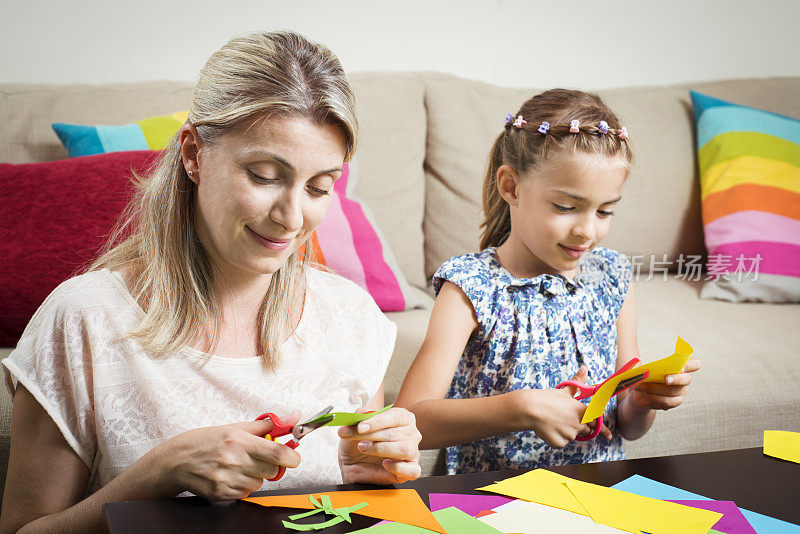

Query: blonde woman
[[0, 31, 421, 533]]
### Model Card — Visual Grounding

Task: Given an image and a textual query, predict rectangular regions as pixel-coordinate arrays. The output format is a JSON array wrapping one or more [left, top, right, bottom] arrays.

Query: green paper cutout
[[288, 508, 325, 520], [321, 495, 334, 514], [282, 494, 370, 532], [282, 516, 345, 531], [336, 501, 369, 523], [304, 404, 394, 428]]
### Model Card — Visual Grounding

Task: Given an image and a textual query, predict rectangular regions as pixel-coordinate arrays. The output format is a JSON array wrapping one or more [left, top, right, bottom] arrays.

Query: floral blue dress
[[433, 246, 632, 474]]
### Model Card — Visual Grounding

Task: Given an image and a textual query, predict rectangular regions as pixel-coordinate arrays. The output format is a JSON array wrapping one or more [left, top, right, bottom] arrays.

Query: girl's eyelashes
[[553, 203, 615, 217]]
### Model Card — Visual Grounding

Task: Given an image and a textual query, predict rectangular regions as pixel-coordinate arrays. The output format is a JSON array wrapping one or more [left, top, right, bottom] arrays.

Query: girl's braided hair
[[480, 89, 633, 250]]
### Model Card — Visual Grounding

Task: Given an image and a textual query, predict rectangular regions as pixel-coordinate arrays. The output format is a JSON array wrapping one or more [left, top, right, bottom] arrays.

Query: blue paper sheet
[[611, 474, 800, 534]]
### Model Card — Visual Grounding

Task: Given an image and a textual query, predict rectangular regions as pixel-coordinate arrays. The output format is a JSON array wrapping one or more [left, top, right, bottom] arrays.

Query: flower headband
[[505, 113, 629, 139]]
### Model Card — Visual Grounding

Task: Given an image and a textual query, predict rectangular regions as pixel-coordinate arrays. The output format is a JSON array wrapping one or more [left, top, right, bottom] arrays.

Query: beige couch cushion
[[625, 277, 800, 458], [421, 73, 800, 280], [0, 74, 429, 291]]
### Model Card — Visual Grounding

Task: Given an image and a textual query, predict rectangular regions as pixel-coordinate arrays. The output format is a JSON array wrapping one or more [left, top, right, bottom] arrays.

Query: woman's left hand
[[337, 407, 422, 484], [627, 357, 701, 411]]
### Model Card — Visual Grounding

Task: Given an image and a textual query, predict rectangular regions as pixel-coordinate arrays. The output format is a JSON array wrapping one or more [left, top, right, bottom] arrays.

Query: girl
[[1, 31, 421, 533], [396, 89, 699, 474]]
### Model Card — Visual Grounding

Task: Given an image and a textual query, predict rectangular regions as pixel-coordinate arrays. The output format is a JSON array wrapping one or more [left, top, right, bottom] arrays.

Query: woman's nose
[[270, 188, 304, 232]]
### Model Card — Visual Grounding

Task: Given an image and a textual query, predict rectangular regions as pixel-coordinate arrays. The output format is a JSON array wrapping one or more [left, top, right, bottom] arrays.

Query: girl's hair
[[88, 31, 358, 370], [480, 89, 632, 250]]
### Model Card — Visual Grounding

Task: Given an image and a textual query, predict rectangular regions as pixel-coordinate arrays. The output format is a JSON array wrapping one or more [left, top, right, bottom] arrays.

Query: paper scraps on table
[[348, 506, 504, 534], [581, 336, 693, 424], [668, 500, 756, 534], [477, 468, 723, 534], [564, 479, 723, 534], [427, 493, 513, 516], [612, 474, 800, 534], [763, 430, 800, 464], [305, 404, 394, 427], [242, 488, 446, 533], [477, 500, 629, 534], [282, 494, 369, 531], [476, 468, 588, 515]]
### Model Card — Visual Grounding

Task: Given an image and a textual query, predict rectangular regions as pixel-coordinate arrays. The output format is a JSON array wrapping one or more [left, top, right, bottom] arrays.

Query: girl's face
[[185, 115, 346, 282], [504, 151, 628, 278]]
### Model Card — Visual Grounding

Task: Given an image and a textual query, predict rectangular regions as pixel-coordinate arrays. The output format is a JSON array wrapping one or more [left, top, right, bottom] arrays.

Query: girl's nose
[[572, 214, 596, 241], [270, 188, 304, 232]]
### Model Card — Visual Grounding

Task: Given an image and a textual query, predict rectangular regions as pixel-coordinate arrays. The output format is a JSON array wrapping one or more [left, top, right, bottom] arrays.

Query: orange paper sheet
[[581, 337, 693, 424], [243, 489, 446, 534]]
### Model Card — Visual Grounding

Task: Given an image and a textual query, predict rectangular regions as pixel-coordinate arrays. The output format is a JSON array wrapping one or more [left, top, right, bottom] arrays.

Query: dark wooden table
[[105, 448, 799, 533]]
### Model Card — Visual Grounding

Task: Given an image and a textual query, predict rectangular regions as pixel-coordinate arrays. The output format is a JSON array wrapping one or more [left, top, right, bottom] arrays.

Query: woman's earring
[[187, 170, 194, 176]]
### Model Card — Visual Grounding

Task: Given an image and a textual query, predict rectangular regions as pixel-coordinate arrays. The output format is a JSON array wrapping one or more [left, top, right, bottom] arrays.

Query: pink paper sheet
[[428, 493, 514, 517]]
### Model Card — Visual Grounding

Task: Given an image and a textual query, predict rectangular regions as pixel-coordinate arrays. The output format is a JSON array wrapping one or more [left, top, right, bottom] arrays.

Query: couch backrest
[[3, 75, 799, 286], [420, 73, 800, 277], [0, 74, 430, 291]]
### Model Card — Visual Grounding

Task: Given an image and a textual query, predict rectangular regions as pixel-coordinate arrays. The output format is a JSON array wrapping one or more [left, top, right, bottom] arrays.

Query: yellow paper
[[764, 430, 800, 463], [564, 479, 723, 534], [476, 469, 588, 515], [582, 336, 693, 424]]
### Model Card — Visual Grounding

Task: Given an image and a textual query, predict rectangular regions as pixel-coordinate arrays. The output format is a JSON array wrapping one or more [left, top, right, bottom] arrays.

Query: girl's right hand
[[151, 416, 302, 501], [513, 366, 611, 448]]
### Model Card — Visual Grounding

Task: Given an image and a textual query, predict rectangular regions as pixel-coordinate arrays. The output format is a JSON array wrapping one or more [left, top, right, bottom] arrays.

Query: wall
[[1, 0, 798, 89]]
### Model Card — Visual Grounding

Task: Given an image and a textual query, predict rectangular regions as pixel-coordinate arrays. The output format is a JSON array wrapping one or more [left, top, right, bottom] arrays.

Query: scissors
[[255, 405, 334, 481], [556, 358, 650, 441]]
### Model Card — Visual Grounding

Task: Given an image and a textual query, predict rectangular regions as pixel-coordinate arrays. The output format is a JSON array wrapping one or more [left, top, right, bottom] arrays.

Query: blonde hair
[[480, 89, 633, 250], [89, 31, 358, 370]]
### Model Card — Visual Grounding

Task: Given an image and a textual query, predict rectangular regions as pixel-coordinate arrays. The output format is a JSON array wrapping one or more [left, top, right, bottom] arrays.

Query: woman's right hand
[[511, 366, 611, 448], [151, 416, 302, 501]]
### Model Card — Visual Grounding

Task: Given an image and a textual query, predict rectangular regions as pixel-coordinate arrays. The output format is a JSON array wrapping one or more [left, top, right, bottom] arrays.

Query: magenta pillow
[[0, 151, 158, 346]]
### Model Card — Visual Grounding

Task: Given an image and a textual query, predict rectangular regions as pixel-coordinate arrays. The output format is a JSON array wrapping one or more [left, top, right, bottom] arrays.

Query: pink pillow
[[307, 161, 419, 312], [0, 153, 416, 346]]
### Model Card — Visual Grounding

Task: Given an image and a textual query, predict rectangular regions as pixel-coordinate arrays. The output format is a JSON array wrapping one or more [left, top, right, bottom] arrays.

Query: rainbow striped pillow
[[52, 111, 188, 156], [51, 113, 420, 311], [692, 91, 800, 302]]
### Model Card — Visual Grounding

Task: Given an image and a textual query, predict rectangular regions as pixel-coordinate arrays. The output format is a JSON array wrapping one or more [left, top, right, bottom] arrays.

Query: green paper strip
[[335, 501, 369, 523], [288, 508, 326, 521], [283, 496, 370, 531], [282, 515, 345, 531], [304, 404, 394, 427], [320, 495, 334, 514]]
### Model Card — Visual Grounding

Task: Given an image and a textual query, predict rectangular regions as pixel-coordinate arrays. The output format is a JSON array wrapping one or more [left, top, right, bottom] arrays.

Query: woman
[[0, 31, 421, 533]]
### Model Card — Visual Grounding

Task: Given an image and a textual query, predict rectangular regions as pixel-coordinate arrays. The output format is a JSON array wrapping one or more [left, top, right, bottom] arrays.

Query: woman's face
[[186, 115, 347, 281]]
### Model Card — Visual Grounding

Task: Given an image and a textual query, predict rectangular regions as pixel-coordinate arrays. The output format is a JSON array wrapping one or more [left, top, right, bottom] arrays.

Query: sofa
[[1, 73, 799, 501]]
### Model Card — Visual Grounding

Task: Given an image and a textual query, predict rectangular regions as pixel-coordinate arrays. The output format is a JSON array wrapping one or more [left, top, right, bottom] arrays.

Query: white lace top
[[2, 267, 396, 495]]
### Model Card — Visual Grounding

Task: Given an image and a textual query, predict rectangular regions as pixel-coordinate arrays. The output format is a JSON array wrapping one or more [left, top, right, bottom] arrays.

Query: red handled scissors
[[256, 405, 334, 481], [556, 357, 650, 441]]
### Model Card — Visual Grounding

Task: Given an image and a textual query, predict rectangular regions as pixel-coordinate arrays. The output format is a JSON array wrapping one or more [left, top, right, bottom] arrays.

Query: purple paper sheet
[[669, 500, 757, 534], [428, 493, 513, 517]]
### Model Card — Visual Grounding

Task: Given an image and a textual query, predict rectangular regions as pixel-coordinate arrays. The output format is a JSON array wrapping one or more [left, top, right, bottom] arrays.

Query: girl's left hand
[[627, 357, 701, 411], [337, 407, 422, 484]]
